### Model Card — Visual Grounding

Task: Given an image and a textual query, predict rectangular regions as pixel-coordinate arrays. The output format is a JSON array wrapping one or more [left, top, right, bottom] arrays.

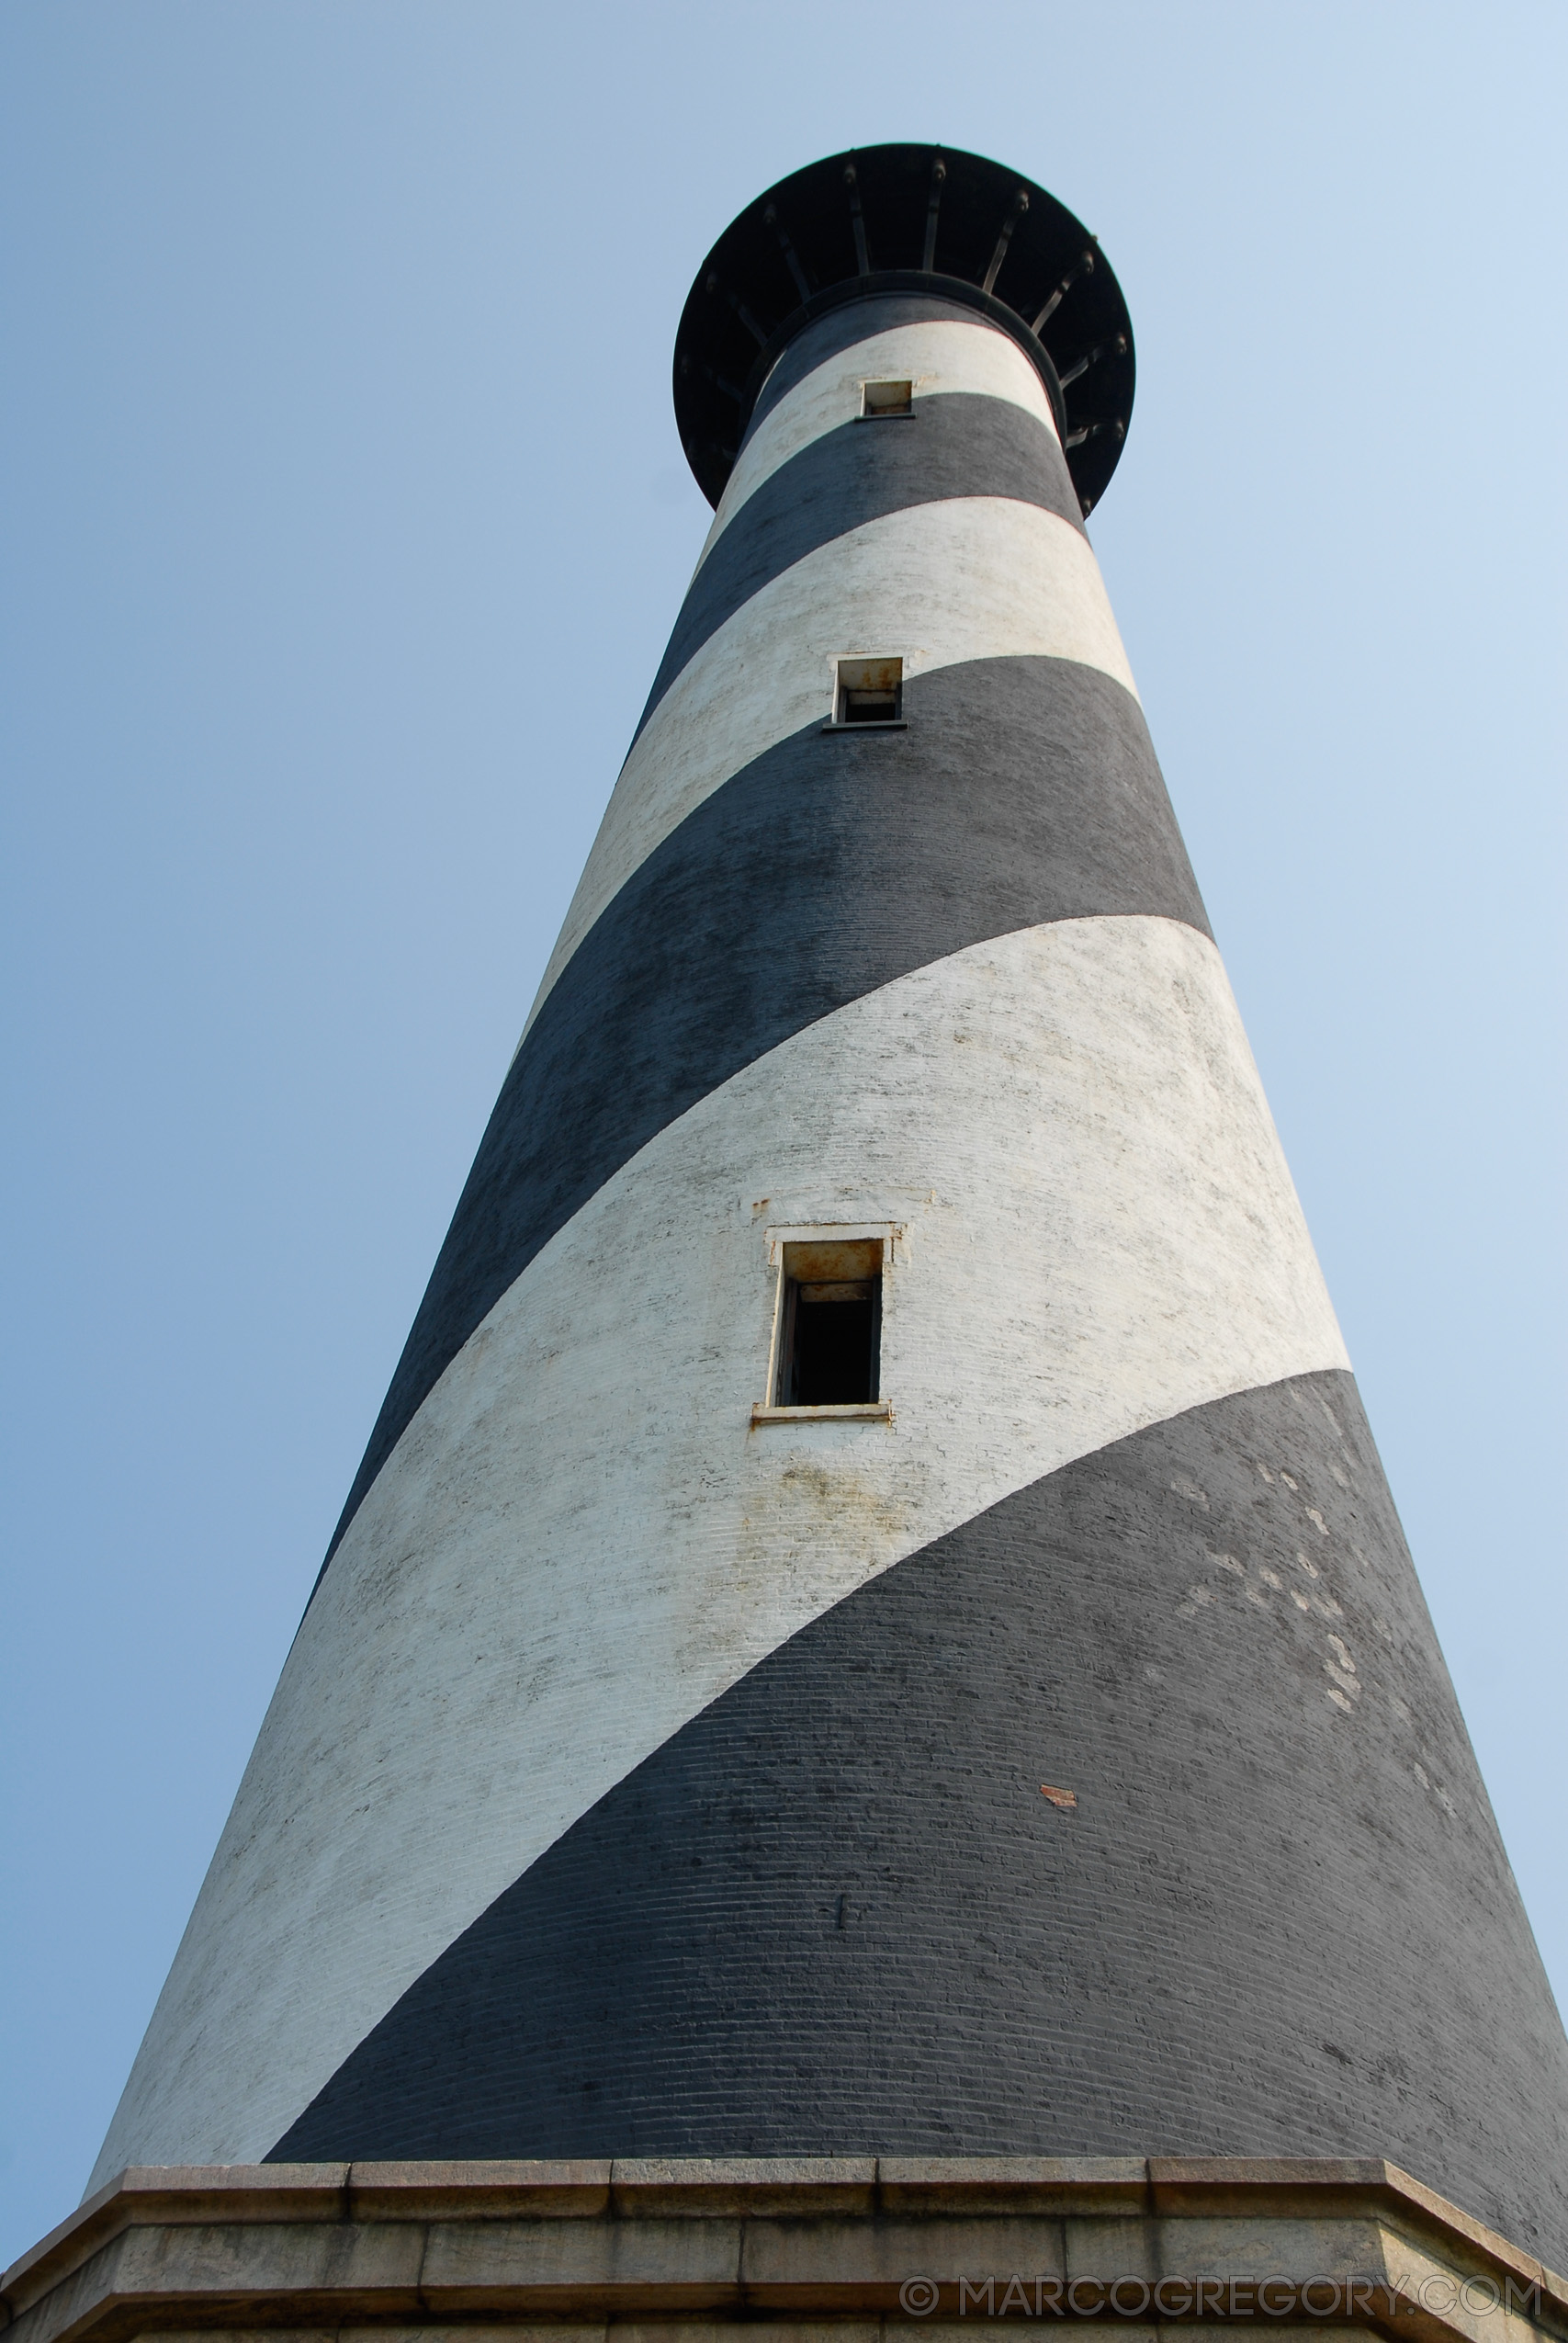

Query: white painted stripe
[[520, 497, 1136, 1047], [694, 315, 1059, 574], [92, 913, 1347, 2180]]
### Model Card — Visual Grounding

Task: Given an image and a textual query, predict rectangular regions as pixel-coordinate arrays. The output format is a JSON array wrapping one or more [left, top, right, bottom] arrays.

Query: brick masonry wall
[[276, 1373, 1568, 2270]]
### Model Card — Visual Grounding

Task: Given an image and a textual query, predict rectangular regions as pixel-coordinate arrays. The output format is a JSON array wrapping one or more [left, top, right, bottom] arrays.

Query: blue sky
[[2, 0, 1563, 2268]]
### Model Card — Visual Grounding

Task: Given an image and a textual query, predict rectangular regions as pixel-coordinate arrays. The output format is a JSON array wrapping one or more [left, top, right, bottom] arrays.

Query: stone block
[[1, 2168, 350, 2320], [740, 2213, 1067, 2310], [7, 2217, 423, 2343], [419, 2214, 740, 2312], [133, 2214, 425, 2300], [1063, 2213, 1159, 2287], [1147, 2158, 1390, 2214], [876, 2159, 1146, 2217], [612, 2162, 877, 2218], [1375, 2224, 1558, 2343], [1145, 2209, 1388, 2281], [348, 2163, 611, 2220]]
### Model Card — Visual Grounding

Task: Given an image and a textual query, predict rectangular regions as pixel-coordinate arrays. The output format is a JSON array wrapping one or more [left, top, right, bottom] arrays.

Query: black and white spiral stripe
[[91, 294, 1568, 2267]]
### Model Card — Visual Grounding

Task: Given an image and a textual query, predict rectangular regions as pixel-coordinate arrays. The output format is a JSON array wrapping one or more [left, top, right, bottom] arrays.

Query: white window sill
[[750, 1400, 894, 1425]]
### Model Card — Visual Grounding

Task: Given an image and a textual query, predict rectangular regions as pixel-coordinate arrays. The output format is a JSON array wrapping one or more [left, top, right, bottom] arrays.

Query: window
[[861, 378, 913, 418], [834, 655, 903, 725], [752, 1225, 897, 1424], [776, 1239, 882, 1405]]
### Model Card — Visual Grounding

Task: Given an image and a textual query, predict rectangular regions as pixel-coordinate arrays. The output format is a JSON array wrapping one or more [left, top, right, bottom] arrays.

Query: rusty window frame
[[827, 654, 906, 730]]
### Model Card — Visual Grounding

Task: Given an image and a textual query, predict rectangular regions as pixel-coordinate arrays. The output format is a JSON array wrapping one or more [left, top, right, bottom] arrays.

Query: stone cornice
[[4, 2159, 1564, 2343]]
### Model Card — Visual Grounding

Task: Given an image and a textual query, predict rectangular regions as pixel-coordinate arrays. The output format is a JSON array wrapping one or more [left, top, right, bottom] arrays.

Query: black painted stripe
[[744, 290, 1025, 439], [273, 1368, 1568, 2269], [321, 655, 1206, 1578], [635, 393, 1081, 742]]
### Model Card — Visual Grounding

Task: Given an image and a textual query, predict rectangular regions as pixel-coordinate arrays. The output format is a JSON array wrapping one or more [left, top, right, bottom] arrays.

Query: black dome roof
[[674, 142, 1135, 515]]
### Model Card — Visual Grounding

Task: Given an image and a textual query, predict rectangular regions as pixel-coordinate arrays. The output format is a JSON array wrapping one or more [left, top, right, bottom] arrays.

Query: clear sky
[[2, 0, 1562, 2270]]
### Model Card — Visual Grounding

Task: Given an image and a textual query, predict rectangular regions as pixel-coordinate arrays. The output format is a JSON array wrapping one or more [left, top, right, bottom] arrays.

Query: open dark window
[[835, 655, 903, 725], [861, 377, 913, 418], [775, 1239, 883, 1406]]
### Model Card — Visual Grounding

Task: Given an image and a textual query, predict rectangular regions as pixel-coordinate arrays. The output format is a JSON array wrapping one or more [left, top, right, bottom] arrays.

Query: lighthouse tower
[[87, 145, 1567, 2268]]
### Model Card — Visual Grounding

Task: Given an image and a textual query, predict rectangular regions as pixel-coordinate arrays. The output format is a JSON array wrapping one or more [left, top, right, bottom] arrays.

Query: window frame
[[858, 376, 916, 420], [751, 1222, 899, 1426], [823, 653, 908, 732]]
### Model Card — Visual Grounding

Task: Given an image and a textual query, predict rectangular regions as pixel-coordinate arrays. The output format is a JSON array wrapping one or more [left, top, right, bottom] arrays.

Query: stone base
[[2, 2163, 1562, 2343]]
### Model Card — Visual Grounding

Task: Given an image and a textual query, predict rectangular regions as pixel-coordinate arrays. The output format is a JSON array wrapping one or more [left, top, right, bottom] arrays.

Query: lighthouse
[[83, 143, 1567, 2270]]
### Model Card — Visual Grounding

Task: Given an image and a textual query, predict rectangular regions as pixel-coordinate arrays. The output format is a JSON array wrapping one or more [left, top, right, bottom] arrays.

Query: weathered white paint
[[521, 497, 1136, 1046], [93, 912, 1347, 2184], [694, 315, 1059, 574]]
